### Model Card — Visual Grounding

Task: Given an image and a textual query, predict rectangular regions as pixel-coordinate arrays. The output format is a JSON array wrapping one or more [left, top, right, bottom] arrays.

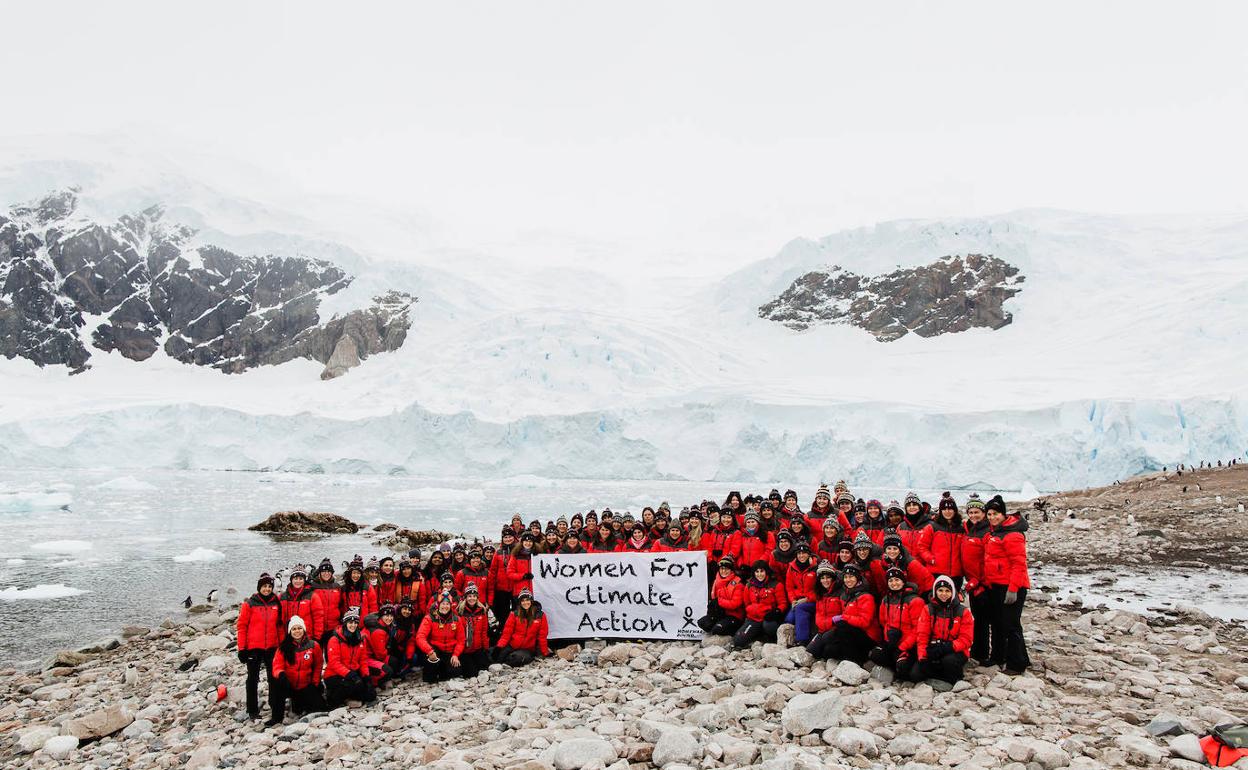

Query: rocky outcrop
[[0, 189, 415, 376], [247, 510, 360, 534], [374, 528, 460, 551], [759, 253, 1023, 340]]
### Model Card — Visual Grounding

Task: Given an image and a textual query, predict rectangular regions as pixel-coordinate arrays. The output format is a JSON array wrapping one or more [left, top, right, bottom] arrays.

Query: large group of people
[[234, 482, 1031, 727]]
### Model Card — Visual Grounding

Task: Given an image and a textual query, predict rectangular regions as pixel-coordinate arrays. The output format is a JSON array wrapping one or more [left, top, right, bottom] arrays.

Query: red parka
[[489, 551, 515, 595], [341, 583, 379, 619], [455, 566, 492, 606], [706, 526, 742, 565], [925, 518, 965, 578], [877, 587, 926, 653], [711, 572, 746, 619], [507, 550, 535, 595], [983, 515, 1031, 592], [961, 520, 990, 594], [416, 611, 466, 657], [498, 607, 549, 656], [279, 584, 315, 635], [784, 559, 818, 605], [325, 628, 374, 678], [739, 530, 774, 567], [237, 593, 283, 651], [308, 578, 343, 640], [839, 586, 882, 642], [376, 574, 399, 606], [271, 637, 322, 690], [917, 599, 975, 659], [743, 578, 788, 622], [459, 602, 491, 654]]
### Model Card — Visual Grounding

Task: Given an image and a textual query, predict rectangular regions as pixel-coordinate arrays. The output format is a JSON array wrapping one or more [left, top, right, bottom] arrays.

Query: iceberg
[[172, 547, 226, 563]]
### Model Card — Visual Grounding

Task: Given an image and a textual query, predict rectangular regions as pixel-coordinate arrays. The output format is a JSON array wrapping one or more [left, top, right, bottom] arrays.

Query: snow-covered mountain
[[1, 166, 1245, 490]]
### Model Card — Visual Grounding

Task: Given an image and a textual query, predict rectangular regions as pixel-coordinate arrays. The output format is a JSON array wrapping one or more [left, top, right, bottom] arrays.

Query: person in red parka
[[323, 609, 378, 708], [879, 533, 935, 594], [810, 560, 843, 636], [279, 565, 314, 635], [237, 572, 283, 720], [455, 551, 492, 606], [416, 592, 465, 683], [389, 599, 420, 678], [268, 615, 325, 726], [897, 492, 933, 562], [376, 556, 398, 606], [621, 526, 651, 552], [364, 604, 398, 687], [781, 542, 819, 645], [698, 555, 746, 636], [457, 584, 493, 677], [732, 560, 788, 648], [707, 510, 743, 569], [868, 567, 926, 681], [507, 533, 538, 596], [807, 563, 880, 663], [738, 511, 774, 570], [982, 494, 1031, 673], [340, 555, 379, 620], [925, 493, 965, 587], [395, 556, 431, 622], [961, 495, 992, 662], [916, 575, 975, 684], [495, 589, 549, 666], [768, 529, 798, 583], [489, 530, 517, 640], [308, 558, 343, 645], [651, 521, 688, 552]]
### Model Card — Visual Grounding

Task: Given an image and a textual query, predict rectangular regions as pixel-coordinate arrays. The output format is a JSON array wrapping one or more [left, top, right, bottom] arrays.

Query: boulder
[[65, 704, 134, 740], [1169, 734, 1204, 763], [823, 726, 879, 757], [1116, 734, 1165, 766], [186, 744, 221, 769], [17, 726, 61, 754], [653, 727, 702, 767], [249, 510, 359, 534], [831, 659, 869, 686], [549, 738, 617, 770], [41, 735, 78, 760], [781, 691, 844, 736], [598, 643, 642, 665], [183, 635, 231, 654], [375, 528, 461, 550]]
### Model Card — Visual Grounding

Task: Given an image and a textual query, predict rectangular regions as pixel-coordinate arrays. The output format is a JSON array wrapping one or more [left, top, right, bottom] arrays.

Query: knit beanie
[[965, 493, 986, 511], [288, 615, 306, 632], [853, 532, 873, 550], [904, 491, 921, 507]]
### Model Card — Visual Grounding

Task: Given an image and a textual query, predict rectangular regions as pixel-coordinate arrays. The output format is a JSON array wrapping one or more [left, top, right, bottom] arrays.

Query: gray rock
[[781, 692, 844, 736], [17, 726, 61, 754], [653, 727, 702, 767], [41, 735, 78, 760], [186, 744, 221, 769], [887, 733, 925, 757], [831, 660, 869, 686], [122, 718, 154, 738], [65, 704, 134, 740], [183, 635, 230, 654], [1168, 734, 1204, 763], [549, 738, 617, 770], [823, 726, 879, 757]]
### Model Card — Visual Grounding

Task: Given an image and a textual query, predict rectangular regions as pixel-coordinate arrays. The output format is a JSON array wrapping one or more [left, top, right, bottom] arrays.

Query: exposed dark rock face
[[758, 253, 1023, 340], [0, 189, 415, 376], [248, 510, 360, 534]]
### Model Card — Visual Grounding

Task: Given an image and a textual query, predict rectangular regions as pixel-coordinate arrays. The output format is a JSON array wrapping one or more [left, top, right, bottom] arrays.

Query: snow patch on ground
[[0, 584, 87, 601], [172, 547, 225, 563], [0, 490, 72, 513]]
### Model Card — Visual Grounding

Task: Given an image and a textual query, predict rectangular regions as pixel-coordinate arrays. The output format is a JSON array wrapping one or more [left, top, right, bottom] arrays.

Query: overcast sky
[[3, 1, 1246, 276]]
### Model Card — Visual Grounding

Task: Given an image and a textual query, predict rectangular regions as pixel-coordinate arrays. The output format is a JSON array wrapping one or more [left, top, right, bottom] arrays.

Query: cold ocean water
[[0, 468, 1244, 665]]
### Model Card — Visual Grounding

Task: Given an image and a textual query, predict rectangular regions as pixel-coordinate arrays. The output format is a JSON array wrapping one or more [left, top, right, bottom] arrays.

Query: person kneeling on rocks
[[916, 575, 975, 684], [416, 592, 466, 683], [458, 583, 493, 677], [868, 567, 925, 681], [806, 563, 880, 663], [324, 609, 378, 708], [732, 560, 787, 648], [494, 589, 550, 667], [698, 555, 746, 636], [269, 616, 326, 726]]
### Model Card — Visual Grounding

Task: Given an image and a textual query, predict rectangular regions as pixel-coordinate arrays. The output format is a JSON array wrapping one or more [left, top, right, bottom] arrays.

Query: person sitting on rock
[[806, 562, 880, 663], [389, 598, 419, 678], [363, 604, 397, 687], [698, 555, 746, 636], [780, 542, 819, 645], [323, 609, 378, 708], [457, 583, 493, 677], [869, 567, 926, 681], [416, 592, 465, 683], [916, 575, 975, 684], [237, 572, 283, 721], [732, 560, 788, 648], [495, 589, 550, 666], [269, 615, 325, 727]]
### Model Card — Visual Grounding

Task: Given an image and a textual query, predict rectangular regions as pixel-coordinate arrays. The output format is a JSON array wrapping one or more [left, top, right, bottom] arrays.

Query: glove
[[523, 573, 534, 581], [713, 549, 722, 557], [927, 640, 953, 658], [276, 671, 288, 683], [831, 615, 844, 625], [1004, 590, 1018, 605], [886, 629, 902, 645], [237, 650, 250, 663]]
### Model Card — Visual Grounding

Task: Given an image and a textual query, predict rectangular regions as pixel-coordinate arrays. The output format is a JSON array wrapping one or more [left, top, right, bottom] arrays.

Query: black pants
[[420, 649, 462, 683], [270, 675, 326, 721], [243, 649, 277, 717], [324, 674, 376, 708], [732, 618, 780, 648], [921, 651, 968, 684], [491, 591, 512, 644], [870, 645, 921, 681], [969, 589, 992, 662], [698, 612, 743, 637], [807, 623, 874, 663], [987, 585, 1030, 671], [460, 649, 491, 678], [493, 646, 536, 667]]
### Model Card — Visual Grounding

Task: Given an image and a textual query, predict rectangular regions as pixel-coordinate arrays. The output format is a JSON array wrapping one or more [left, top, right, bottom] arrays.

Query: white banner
[[532, 552, 707, 640]]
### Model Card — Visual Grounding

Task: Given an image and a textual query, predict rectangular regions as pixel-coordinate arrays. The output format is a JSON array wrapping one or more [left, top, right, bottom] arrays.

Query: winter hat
[[545, 523, 558, 534], [464, 583, 479, 596], [658, 501, 671, 513], [407, 548, 422, 561], [399, 597, 414, 610], [883, 533, 903, 551], [854, 498, 867, 513], [784, 489, 798, 501], [516, 588, 534, 601], [348, 555, 364, 572], [836, 491, 855, 506], [257, 572, 274, 591], [887, 500, 904, 515], [566, 530, 581, 542], [287, 615, 306, 632], [837, 539, 855, 551], [365, 557, 380, 572], [760, 500, 775, 511], [815, 484, 831, 500], [440, 571, 454, 583], [289, 565, 308, 580], [866, 499, 883, 511], [932, 574, 957, 599], [379, 603, 395, 616], [744, 510, 761, 524], [904, 491, 921, 507], [379, 556, 395, 568], [622, 512, 635, 523], [502, 527, 515, 539], [853, 532, 873, 550], [985, 495, 1007, 514], [317, 558, 334, 574], [816, 560, 836, 577], [769, 489, 782, 501], [938, 492, 958, 512], [841, 563, 863, 579], [834, 480, 849, 494], [556, 514, 568, 526], [511, 513, 524, 523], [885, 566, 906, 583], [795, 540, 812, 554], [717, 554, 736, 569], [342, 608, 361, 623], [777, 530, 794, 544], [570, 512, 583, 524], [751, 560, 772, 576], [822, 518, 839, 531], [965, 493, 985, 511], [586, 511, 598, 522], [520, 532, 536, 544]]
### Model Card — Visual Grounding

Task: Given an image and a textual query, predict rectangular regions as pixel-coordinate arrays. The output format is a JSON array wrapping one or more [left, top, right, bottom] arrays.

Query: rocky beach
[[3, 467, 1246, 770]]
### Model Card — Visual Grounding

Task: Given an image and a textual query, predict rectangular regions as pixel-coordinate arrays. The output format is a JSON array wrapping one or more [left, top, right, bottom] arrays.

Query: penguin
[[182, 596, 192, 608], [123, 662, 138, 687], [206, 589, 218, 604]]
